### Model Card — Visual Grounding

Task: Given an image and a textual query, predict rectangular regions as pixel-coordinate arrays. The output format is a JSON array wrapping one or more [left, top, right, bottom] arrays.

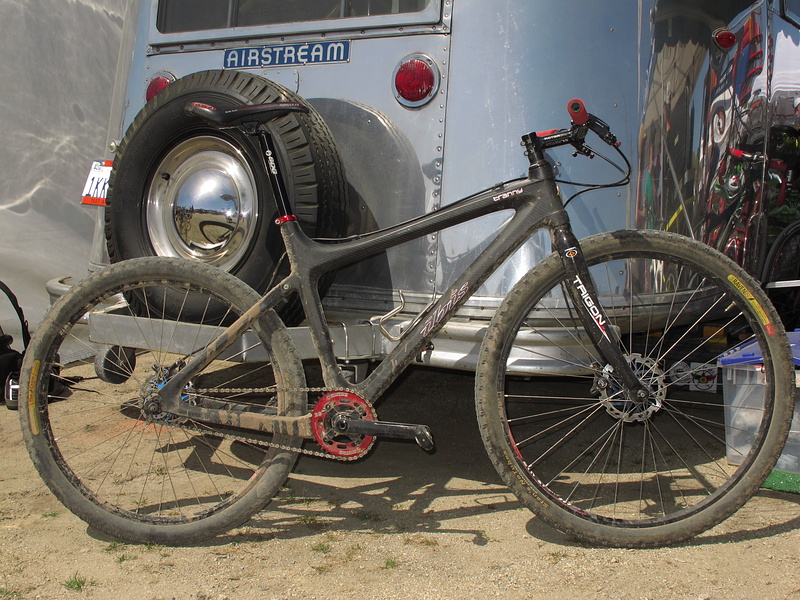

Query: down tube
[[356, 201, 570, 402]]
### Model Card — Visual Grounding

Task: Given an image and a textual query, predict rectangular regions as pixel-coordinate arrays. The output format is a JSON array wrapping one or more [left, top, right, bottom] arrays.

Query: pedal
[[332, 413, 434, 451]]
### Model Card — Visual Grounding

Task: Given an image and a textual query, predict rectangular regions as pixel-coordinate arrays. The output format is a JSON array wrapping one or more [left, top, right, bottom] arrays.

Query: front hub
[[595, 354, 666, 423]]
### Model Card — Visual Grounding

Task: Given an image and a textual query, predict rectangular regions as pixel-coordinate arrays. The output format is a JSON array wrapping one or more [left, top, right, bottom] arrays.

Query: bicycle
[[19, 98, 795, 548]]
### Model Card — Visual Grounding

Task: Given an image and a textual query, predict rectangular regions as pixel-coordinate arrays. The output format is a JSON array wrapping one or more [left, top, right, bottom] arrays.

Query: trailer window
[[157, 0, 434, 34], [784, 0, 800, 28]]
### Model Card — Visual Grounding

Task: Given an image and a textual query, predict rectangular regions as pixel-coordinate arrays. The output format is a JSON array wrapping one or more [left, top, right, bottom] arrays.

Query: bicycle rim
[[20, 258, 305, 545], [476, 230, 794, 547]]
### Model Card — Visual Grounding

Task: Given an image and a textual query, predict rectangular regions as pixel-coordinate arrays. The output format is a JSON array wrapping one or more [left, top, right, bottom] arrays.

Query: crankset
[[311, 391, 434, 459]]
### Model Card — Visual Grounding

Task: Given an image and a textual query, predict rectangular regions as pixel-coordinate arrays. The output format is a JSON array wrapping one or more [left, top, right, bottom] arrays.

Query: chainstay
[[170, 417, 363, 461], [196, 386, 358, 396], [190, 385, 363, 461]]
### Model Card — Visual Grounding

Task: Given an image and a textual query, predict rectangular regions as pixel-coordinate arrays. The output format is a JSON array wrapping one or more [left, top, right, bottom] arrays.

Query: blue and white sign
[[224, 41, 350, 69]]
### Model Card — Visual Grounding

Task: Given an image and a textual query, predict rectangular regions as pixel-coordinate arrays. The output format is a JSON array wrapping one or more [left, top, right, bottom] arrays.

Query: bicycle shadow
[[242, 364, 800, 549], [225, 366, 569, 545], [82, 366, 800, 548]]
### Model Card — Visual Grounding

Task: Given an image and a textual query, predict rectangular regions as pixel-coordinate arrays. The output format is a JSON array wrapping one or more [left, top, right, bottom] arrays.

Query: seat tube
[[256, 128, 295, 220], [551, 225, 646, 395]]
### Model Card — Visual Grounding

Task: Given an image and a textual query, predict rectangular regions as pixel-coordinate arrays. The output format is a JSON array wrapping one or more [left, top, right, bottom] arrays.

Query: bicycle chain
[[191, 385, 364, 462]]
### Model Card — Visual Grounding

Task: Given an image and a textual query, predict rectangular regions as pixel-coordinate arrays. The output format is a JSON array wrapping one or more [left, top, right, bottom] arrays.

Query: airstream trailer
[[15, 0, 798, 549], [73, 0, 800, 370]]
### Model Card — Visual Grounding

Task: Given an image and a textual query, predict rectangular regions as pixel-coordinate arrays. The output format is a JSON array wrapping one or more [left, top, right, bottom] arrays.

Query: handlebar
[[522, 99, 620, 164], [728, 147, 765, 164]]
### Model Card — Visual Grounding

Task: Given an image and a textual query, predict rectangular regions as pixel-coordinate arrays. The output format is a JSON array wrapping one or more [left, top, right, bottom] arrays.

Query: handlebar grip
[[567, 99, 589, 125]]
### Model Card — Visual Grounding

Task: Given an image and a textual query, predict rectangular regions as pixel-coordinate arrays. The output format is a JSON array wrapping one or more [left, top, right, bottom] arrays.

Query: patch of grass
[[297, 515, 327, 531], [143, 542, 168, 556], [380, 558, 398, 569], [298, 515, 317, 524], [41, 511, 58, 518], [61, 572, 96, 591], [354, 509, 383, 522], [0, 589, 23, 599], [545, 550, 569, 563], [278, 486, 297, 502], [403, 534, 439, 547], [311, 542, 332, 554], [116, 553, 137, 563], [104, 542, 124, 552], [343, 543, 362, 562], [474, 529, 499, 544]]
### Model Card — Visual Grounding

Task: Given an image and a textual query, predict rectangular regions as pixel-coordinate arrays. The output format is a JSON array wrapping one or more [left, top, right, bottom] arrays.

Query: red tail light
[[146, 73, 175, 102], [713, 28, 737, 50], [393, 54, 439, 108]]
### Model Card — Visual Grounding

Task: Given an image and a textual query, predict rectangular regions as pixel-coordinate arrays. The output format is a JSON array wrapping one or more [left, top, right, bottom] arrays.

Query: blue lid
[[718, 330, 800, 366]]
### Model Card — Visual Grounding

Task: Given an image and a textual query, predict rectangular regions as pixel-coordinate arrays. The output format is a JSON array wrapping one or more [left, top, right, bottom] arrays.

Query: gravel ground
[[1, 367, 799, 600]]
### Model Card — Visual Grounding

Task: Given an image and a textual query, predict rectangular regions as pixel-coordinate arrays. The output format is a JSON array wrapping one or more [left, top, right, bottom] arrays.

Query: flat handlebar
[[522, 99, 619, 164]]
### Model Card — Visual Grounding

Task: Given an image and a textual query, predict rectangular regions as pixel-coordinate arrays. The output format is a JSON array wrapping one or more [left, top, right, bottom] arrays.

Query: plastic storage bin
[[718, 332, 800, 474]]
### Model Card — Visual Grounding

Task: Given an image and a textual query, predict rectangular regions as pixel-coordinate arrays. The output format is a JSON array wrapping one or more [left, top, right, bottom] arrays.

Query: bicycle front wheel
[[475, 230, 794, 547], [19, 257, 306, 545]]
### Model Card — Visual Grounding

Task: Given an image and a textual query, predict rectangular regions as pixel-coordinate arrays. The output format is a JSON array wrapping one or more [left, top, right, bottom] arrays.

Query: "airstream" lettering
[[224, 41, 351, 69]]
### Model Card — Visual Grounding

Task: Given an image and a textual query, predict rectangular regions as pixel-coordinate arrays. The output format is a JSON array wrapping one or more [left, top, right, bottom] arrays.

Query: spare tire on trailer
[[105, 70, 348, 324]]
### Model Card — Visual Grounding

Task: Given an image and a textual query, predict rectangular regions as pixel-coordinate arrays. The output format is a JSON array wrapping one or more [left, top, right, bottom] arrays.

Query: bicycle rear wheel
[[475, 230, 794, 547], [19, 257, 306, 545]]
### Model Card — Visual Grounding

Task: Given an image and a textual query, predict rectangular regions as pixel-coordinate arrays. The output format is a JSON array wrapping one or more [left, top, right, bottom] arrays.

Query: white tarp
[[0, 0, 124, 348]]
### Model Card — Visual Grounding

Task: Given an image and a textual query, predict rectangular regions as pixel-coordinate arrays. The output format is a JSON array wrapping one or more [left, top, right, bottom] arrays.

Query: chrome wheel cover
[[146, 136, 258, 270]]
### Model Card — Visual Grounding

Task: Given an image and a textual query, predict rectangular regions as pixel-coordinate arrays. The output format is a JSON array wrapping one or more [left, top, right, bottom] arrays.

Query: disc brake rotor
[[596, 353, 667, 422]]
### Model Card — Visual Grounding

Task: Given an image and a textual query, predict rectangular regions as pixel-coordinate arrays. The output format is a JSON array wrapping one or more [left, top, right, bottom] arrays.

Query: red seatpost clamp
[[275, 215, 298, 225]]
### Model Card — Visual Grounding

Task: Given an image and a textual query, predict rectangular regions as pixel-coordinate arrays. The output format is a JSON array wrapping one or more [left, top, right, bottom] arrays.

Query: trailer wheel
[[94, 345, 137, 384], [105, 70, 348, 324]]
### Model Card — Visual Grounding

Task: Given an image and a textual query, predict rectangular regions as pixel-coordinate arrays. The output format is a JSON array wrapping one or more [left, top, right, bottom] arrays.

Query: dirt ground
[[1, 366, 799, 600]]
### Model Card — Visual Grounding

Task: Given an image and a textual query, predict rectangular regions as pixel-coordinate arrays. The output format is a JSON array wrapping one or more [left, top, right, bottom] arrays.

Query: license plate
[[81, 160, 113, 206]]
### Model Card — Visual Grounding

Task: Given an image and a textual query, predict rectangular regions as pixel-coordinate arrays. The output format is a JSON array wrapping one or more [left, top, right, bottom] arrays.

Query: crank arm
[[332, 414, 434, 451]]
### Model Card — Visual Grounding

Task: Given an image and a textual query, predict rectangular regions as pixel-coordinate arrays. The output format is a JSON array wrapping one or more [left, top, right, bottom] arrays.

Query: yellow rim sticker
[[27, 360, 41, 435], [727, 274, 775, 335]]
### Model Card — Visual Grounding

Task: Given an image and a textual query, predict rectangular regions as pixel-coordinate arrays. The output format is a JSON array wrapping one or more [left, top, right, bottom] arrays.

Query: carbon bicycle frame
[[157, 136, 645, 438]]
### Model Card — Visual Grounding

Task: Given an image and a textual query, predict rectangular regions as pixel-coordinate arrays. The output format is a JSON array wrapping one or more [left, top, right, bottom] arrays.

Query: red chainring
[[311, 391, 376, 459]]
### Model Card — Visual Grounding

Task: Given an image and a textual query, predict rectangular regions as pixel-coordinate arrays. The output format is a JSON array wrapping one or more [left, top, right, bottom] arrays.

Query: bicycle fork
[[551, 225, 649, 402]]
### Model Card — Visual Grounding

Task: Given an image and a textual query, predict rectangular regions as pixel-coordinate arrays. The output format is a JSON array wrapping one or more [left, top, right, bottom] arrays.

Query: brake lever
[[587, 115, 619, 147]]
